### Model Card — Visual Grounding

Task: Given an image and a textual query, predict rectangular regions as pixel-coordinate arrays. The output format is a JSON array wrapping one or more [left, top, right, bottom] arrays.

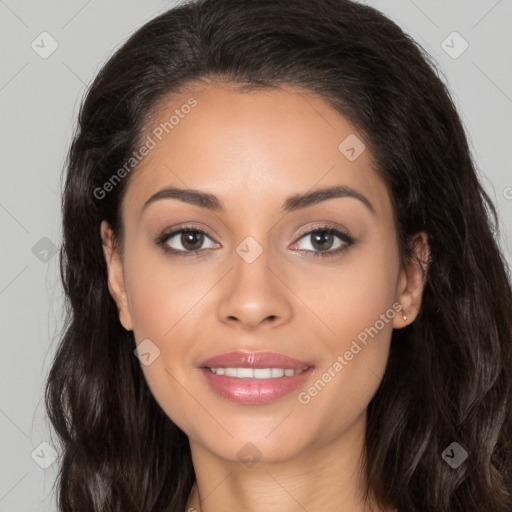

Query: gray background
[[0, 0, 511, 510]]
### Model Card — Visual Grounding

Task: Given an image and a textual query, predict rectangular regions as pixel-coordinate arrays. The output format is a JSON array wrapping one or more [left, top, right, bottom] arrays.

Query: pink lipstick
[[199, 351, 314, 405]]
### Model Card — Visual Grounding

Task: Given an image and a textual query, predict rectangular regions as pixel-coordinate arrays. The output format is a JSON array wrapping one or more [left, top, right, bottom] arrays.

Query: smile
[[207, 367, 308, 378]]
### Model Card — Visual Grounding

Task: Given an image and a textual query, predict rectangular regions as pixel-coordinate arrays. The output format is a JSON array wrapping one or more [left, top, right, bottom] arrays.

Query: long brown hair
[[45, 0, 512, 510]]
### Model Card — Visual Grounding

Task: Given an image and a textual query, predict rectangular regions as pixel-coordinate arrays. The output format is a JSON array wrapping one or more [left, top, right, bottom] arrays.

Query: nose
[[217, 247, 293, 330]]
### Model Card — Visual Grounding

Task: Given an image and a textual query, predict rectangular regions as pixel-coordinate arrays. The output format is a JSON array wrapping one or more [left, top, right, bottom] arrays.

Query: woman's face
[[102, 83, 427, 466]]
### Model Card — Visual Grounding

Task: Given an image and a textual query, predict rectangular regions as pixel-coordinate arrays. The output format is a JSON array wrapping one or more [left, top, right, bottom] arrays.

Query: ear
[[393, 231, 430, 329], [100, 220, 133, 331]]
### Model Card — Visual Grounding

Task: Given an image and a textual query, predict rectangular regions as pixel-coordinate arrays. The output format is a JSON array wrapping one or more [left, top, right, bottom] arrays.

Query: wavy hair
[[45, 0, 512, 510]]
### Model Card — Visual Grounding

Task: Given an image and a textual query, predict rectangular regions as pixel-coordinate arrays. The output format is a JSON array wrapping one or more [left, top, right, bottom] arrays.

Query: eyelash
[[156, 224, 355, 259]]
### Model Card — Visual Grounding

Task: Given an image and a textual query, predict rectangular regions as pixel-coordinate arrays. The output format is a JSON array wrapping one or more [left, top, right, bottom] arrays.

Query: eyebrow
[[141, 184, 376, 215]]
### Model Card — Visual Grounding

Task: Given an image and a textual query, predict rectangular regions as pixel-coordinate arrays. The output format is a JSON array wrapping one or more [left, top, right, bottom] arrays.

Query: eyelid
[[293, 221, 351, 239], [156, 222, 218, 240]]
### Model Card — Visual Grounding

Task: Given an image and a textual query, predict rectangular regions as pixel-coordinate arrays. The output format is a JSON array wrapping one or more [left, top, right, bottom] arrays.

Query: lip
[[200, 366, 315, 405], [198, 351, 315, 405], [199, 351, 314, 370]]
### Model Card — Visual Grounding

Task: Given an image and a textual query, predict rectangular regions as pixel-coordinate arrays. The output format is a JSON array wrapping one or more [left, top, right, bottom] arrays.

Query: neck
[[184, 413, 392, 512]]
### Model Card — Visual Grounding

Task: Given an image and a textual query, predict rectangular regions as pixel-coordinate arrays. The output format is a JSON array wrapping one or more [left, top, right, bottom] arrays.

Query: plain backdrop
[[0, 0, 511, 509]]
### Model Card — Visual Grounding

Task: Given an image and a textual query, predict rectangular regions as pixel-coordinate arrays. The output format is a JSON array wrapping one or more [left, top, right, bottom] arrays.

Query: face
[[101, 83, 428, 466]]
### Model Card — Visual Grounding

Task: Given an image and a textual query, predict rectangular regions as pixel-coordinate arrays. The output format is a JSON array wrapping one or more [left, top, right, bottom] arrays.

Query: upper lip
[[200, 351, 314, 370]]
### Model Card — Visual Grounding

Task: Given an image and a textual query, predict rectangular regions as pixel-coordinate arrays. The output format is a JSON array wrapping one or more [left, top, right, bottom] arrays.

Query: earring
[[402, 311, 408, 322]]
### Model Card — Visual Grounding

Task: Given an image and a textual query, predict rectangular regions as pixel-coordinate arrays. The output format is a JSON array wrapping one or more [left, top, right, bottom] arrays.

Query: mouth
[[198, 351, 315, 405]]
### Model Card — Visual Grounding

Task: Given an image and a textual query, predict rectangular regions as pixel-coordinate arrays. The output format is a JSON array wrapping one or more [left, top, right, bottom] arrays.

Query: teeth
[[208, 367, 306, 379]]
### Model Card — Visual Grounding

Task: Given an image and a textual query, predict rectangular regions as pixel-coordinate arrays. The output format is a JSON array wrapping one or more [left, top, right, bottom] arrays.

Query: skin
[[101, 82, 429, 512]]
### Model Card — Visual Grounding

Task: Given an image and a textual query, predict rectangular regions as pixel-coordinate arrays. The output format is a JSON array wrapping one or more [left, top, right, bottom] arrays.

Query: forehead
[[122, 83, 390, 220]]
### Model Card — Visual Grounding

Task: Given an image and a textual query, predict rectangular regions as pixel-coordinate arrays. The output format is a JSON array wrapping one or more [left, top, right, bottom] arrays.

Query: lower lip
[[200, 367, 315, 405]]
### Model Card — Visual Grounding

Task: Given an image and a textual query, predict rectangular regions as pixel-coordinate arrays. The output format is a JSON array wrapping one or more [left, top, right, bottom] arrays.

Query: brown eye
[[291, 226, 355, 258], [157, 226, 219, 256]]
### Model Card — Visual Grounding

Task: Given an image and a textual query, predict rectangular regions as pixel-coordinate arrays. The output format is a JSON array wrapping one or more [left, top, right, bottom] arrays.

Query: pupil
[[182, 231, 203, 250], [312, 231, 333, 251]]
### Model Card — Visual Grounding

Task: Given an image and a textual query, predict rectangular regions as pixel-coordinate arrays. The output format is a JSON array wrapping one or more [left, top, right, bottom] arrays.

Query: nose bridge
[[234, 233, 273, 288], [216, 231, 293, 329]]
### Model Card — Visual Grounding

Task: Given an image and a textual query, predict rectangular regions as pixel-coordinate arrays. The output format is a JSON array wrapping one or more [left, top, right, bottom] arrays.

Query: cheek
[[330, 238, 399, 374], [291, 235, 399, 346], [293, 238, 399, 430], [122, 247, 216, 430], [123, 243, 204, 340]]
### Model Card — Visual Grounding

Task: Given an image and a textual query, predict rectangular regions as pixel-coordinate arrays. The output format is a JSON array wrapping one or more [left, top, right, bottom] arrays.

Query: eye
[[156, 225, 219, 257], [156, 224, 355, 259], [290, 226, 354, 258]]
